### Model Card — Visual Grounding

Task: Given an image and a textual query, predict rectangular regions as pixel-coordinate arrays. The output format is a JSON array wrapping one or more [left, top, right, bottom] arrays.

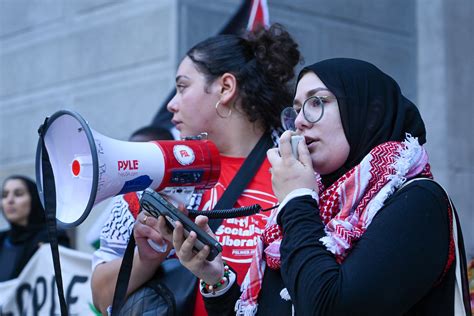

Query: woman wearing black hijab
[[0, 175, 70, 281], [198, 58, 470, 315], [262, 58, 471, 315]]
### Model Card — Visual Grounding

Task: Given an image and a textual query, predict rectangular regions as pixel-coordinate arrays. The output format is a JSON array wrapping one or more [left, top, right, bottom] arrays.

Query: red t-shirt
[[193, 155, 277, 316]]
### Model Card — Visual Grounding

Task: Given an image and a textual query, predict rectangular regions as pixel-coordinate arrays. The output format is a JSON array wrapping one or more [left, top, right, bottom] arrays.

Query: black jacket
[[204, 180, 469, 315]]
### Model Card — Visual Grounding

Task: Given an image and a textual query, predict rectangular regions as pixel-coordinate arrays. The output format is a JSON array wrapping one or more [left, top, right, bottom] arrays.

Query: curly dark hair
[[187, 23, 301, 131]]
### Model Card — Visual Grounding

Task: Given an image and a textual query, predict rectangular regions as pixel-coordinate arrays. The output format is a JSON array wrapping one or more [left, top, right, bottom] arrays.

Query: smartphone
[[140, 188, 222, 261], [291, 135, 304, 160]]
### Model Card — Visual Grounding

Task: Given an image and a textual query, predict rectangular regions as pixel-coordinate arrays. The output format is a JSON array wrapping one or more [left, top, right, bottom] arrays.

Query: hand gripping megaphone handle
[[140, 191, 262, 253], [140, 189, 222, 261]]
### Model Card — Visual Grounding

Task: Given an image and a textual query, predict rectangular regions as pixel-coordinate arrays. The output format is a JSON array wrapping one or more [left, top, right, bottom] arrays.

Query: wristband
[[200, 266, 236, 298], [200, 263, 230, 295]]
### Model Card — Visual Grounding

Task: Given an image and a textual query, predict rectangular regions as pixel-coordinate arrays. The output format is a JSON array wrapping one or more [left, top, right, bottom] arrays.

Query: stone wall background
[[1, 0, 472, 258]]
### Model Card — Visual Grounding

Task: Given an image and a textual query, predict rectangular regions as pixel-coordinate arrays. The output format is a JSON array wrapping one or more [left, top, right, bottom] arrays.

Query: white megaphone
[[35, 110, 220, 228]]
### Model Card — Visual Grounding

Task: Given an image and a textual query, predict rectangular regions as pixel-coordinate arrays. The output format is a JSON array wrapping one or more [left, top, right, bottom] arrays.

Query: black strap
[[39, 120, 69, 316], [452, 207, 471, 315], [209, 132, 274, 231], [400, 178, 471, 314], [111, 132, 274, 315], [111, 231, 137, 314]]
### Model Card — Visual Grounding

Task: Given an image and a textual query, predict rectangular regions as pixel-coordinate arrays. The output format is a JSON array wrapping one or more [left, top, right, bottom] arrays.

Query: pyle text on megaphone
[[35, 110, 221, 229]]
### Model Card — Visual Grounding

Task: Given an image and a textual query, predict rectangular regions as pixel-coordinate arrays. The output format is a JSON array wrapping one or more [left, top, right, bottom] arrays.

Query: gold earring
[[215, 100, 232, 118]]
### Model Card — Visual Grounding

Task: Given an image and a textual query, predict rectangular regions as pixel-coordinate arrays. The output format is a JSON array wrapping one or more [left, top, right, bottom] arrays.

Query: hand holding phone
[[140, 188, 222, 261]]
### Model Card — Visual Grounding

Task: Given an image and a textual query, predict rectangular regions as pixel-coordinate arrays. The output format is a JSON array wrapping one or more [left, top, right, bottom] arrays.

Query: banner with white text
[[0, 244, 96, 315]]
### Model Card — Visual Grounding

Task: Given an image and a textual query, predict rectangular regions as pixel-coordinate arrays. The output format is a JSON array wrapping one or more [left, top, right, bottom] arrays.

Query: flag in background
[[151, 0, 270, 132], [247, 0, 270, 31]]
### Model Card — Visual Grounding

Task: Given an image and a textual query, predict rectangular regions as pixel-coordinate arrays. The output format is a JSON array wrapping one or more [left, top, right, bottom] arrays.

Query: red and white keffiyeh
[[235, 134, 432, 315]]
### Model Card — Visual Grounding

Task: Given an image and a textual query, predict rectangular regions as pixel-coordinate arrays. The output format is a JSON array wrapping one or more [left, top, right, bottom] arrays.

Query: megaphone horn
[[36, 110, 220, 228]]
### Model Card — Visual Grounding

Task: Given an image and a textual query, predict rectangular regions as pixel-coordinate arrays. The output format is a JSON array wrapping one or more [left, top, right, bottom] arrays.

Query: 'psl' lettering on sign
[[118, 160, 139, 171]]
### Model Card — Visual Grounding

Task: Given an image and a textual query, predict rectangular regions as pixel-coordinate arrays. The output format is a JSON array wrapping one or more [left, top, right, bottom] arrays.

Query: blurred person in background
[[0, 175, 70, 281], [128, 125, 175, 143]]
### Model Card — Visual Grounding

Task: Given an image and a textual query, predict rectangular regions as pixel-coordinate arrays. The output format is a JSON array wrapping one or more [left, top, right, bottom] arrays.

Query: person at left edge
[[0, 175, 70, 281]]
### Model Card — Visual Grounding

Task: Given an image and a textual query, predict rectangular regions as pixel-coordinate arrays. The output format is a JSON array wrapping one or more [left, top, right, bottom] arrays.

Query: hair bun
[[185, 23, 301, 131], [245, 23, 300, 84]]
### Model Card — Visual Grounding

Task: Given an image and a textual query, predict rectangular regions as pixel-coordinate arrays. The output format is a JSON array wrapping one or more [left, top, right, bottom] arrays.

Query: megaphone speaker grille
[[36, 110, 98, 228], [36, 110, 221, 229]]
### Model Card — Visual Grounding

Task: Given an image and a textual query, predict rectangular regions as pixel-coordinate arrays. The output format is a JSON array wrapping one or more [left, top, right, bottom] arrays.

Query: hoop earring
[[215, 101, 232, 119]]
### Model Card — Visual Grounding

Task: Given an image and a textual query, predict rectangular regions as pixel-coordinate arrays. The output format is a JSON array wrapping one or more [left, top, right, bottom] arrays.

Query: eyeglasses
[[281, 91, 334, 130]]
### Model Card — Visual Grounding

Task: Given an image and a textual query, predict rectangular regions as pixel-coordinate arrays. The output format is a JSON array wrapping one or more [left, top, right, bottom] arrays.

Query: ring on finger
[[142, 215, 148, 225]]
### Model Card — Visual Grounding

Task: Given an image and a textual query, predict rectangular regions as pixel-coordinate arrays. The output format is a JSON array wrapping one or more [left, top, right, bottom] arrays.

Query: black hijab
[[2, 175, 46, 243], [1, 175, 49, 280], [297, 58, 426, 187]]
